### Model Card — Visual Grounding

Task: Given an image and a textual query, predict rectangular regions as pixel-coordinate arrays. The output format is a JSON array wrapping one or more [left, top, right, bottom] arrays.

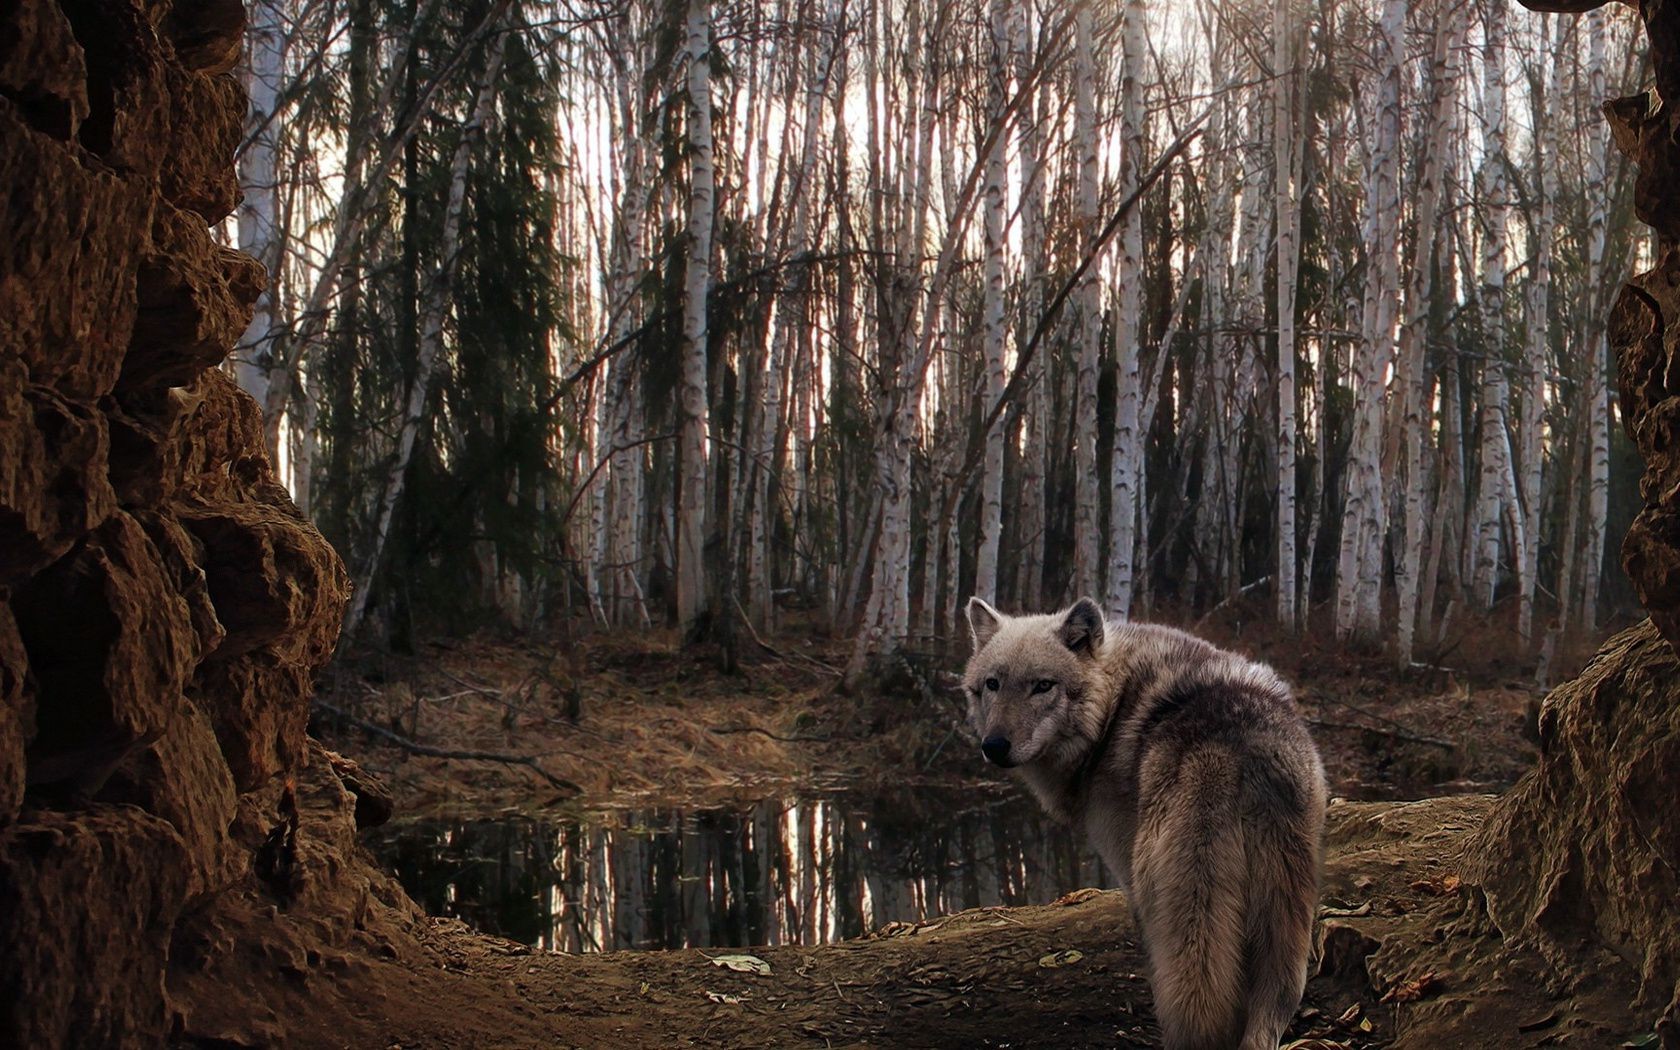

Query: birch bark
[[1580, 7, 1610, 634], [1273, 0, 1303, 628], [1072, 5, 1103, 602], [1335, 0, 1401, 643], [1106, 0, 1146, 620], [235, 0, 284, 455], [1396, 1, 1466, 664], [1471, 0, 1513, 614], [974, 0, 1010, 602], [677, 0, 716, 636]]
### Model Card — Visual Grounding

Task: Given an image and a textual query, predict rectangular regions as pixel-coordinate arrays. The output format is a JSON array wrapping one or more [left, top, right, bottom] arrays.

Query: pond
[[366, 786, 1109, 953]]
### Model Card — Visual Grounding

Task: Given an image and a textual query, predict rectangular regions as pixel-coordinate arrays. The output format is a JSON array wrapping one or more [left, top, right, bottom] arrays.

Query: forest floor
[[231, 794, 1646, 1049], [315, 609, 1564, 818], [282, 615, 1652, 1049]]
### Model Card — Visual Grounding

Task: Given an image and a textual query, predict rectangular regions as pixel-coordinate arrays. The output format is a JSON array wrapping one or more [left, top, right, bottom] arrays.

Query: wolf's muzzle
[[981, 735, 1014, 767]]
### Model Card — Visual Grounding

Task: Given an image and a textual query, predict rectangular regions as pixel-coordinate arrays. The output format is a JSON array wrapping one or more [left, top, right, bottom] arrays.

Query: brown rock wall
[[0, 1, 364, 1045]]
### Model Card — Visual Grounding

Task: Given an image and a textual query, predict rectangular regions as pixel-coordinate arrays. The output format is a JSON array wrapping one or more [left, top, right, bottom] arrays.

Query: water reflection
[[368, 788, 1107, 952]]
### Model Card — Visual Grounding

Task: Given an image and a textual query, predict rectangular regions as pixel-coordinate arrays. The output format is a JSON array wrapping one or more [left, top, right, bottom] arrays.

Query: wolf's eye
[[984, 677, 1000, 691], [1032, 679, 1057, 694]]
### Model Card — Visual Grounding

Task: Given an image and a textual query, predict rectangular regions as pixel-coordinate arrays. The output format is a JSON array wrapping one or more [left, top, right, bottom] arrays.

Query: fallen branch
[[1306, 718, 1456, 751], [313, 700, 582, 794]]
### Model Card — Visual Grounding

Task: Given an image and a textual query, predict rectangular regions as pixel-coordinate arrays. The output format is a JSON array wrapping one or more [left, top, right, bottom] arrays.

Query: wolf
[[961, 596, 1326, 1050]]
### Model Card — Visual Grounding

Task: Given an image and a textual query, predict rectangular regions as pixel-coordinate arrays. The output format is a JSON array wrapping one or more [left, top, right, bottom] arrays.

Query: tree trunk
[[677, 0, 716, 637], [974, 0, 1010, 604], [1579, 7, 1610, 635], [1106, 0, 1146, 621], [234, 0, 284, 457], [1471, 0, 1513, 614], [1396, 0, 1467, 664], [1071, 5, 1103, 603], [1335, 0, 1402, 644]]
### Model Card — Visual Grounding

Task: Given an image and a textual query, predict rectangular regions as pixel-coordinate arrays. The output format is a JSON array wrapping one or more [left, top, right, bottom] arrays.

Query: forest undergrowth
[[312, 602, 1596, 820]]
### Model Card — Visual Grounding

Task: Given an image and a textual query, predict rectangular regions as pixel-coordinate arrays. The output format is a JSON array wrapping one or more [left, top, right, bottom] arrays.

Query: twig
[[1194, 575, 1273, 627], [707, 724, 835, 744], [1309, 689, 1446, 741], [314, 700, 582, 794], [732, 596, 843, 677], [1306, 718, 1456, 751], [921, 723, 961, 771]]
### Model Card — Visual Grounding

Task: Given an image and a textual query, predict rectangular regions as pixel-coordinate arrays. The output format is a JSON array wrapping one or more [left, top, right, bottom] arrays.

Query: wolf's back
[[1124, 652, 1326, 1050]]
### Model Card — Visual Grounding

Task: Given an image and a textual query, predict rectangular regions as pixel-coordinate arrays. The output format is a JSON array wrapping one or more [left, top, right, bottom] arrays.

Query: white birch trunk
[[677, 0, 716, 635], [1013, 3, 1048, 609], [235, 0, 284, 453], [1273, 0, 1303, 629], [1072, 6, 1104, 602], [1106, 0, 1146, 620], [1471, 0, 1512, 614], [1396, 2, 1466, 664], [1581, 7, 1610, 633], [1335, 0, 1402, 644], [1517, 17, 1559, 645], [974, 0, 1010, 603]]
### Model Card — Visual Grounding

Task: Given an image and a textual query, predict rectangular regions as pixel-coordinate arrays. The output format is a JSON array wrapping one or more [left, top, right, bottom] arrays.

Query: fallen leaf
[[1038, 949, 1085, 968], [1382, 970, 1448, 1003], [1053, 888, 1105, 907], [1408, 874, 1463, 897], [1281, 1040, 1351, 1050], [705, 991, 746, 1005], [1360, 1017, 1374, 1032], [1337, 1004, 1362, 1025], [710, 954, 772, 976], [637, 982, 650, 997]]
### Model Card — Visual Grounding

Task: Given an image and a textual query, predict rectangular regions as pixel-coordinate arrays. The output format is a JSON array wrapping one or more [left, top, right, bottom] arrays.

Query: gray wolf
[[961, 596, 1326, 1050]]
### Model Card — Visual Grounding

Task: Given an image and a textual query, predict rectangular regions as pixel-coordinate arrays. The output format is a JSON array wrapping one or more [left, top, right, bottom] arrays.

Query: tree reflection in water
[[370, 788, 1106, 951]]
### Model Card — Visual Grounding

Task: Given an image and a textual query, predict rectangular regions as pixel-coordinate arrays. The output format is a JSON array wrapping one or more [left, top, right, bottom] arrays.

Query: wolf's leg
[[1133, 747, 1247, 1050], [1236, 817, 1320, 1050]]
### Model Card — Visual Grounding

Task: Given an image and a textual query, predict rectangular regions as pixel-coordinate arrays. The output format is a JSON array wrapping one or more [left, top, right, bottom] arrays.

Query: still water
[[368, 787, 1108, 952]]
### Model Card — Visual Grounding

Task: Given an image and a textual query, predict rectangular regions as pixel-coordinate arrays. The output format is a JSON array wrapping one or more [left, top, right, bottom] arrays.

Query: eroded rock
[[0, 0, 361, 1043]]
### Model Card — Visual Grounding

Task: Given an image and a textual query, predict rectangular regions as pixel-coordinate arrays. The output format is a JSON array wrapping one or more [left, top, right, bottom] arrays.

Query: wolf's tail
[[1134, 750, 1249, 1050], [1236, 814, 1320, 1050]]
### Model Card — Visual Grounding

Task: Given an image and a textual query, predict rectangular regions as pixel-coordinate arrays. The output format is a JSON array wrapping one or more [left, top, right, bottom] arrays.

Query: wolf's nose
[[981, 735, 1012, 766]]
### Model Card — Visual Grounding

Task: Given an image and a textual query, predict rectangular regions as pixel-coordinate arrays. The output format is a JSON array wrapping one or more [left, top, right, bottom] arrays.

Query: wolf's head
[[961, 596, 1106, 769]]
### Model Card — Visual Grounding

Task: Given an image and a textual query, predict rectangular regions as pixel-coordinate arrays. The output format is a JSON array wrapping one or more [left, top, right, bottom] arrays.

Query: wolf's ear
[[1059, 597, 1105, 657], [966, 596, 1005, 651]]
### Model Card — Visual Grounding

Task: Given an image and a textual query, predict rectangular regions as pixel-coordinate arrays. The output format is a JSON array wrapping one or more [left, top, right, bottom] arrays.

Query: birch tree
[[1395, 0, 1467, 665], [1335, 0, 1402, 644], [677, 0, 717, 637], [974, 0, 1011, 603], [1106, 0, 1146, 620]]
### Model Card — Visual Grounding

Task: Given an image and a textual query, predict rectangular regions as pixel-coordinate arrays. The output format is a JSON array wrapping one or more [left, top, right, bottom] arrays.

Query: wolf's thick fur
[[962, 597, 1326, 1050]]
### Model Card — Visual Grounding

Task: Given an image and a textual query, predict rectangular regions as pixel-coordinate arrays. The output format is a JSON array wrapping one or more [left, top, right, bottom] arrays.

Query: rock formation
[[1469, 3, 1680, 1045], [0, 2, 393, 1044]]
